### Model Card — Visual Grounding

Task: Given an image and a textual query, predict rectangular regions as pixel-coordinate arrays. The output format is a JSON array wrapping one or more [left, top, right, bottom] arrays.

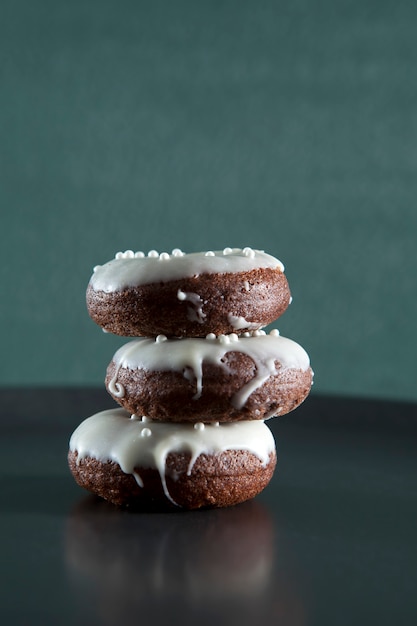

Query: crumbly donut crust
[[68, 449, 277, 510], [86, 268, 290, 337], [106, 357, 313, 423]]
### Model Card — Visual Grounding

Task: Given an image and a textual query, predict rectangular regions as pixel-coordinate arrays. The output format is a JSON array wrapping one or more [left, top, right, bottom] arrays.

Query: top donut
[[86, 247, 291, 338]]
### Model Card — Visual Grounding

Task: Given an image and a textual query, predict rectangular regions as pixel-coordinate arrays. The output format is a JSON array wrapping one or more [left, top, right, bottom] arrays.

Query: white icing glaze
[[69, 408, 276, 505], [227, 313, 260, 330], [177, 289, 206, 323], [108, 378, 125, 398], [109, 331, 310, 407], [89, 248, 284, 293]]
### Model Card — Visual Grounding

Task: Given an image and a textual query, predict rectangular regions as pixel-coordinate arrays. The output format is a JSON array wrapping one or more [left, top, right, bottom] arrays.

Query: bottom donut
[[68, 408, 277, 509]]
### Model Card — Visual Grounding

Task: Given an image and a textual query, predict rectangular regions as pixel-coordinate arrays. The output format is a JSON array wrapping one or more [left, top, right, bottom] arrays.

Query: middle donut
[[105, 331, 313, 423]]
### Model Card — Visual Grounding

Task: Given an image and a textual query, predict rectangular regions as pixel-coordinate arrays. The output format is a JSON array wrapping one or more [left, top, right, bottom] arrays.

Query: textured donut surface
[[86, 248, 290, 337], [68, 408, 276, 509], [105, 331, 313, 423]]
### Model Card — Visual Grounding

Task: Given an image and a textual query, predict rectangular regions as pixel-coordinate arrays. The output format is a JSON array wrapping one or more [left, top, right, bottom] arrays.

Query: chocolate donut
[[68, 408, 277, 509], [86, 248, 290, 337], [105, 330, 313, 423]]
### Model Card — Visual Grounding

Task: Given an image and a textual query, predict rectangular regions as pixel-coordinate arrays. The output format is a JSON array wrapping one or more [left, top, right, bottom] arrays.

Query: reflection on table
[[65, 496, 305, 625]]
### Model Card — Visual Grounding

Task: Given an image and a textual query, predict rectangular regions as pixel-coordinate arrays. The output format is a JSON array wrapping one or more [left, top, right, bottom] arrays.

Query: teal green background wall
[[2, 0, 416, 401]]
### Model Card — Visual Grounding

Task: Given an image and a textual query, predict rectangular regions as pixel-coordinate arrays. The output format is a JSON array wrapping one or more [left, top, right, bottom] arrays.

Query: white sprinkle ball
[[159, 252, 170, 260], [171, 248, 184, 257], [243, 332, 251, 338], [156, 334, 167, 343], [177, 290, 186, 301], [229, 333, 239, 342], [206, 333, 216, 340], [242, 247, 255, 258], [124, 250, 135, 258], [205, 251, 215, 256], [223, 247, 233, 255], [141, 427, 152, 437], [269, 329, 280, 336], [134, 251, 145, 258], [115, 251, 124, 259], [148, 250, 159, 258], [194, 422, 205, 431], [219, 334, 230, 345]]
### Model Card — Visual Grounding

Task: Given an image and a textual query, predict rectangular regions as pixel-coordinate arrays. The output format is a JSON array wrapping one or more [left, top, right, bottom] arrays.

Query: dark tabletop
[[1, 389, 416, 625]]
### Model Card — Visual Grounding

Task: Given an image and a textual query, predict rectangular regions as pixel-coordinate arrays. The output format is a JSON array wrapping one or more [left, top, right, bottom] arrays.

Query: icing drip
[[227, 313, 260, 331], [70, 408, 276, 506], [108, 379, 125, 398], [177, 290, 206, 323], [109, 331, 310, 407], [90, 248, 285, 293], [108, 340, 142, 399]]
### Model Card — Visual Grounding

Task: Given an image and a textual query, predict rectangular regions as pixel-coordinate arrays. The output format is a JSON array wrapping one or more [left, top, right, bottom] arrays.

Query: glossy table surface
[[1, 389, 416, 625]]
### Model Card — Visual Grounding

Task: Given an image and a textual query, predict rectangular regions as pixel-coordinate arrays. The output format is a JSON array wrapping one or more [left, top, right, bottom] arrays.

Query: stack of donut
[[68, 247, 313, 509]]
